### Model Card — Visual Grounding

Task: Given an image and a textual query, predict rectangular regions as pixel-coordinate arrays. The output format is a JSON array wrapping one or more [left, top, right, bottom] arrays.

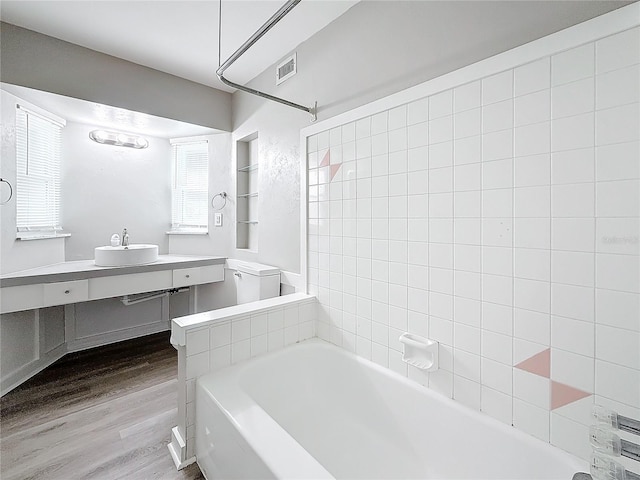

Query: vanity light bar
[[89, 130, 149, 149]]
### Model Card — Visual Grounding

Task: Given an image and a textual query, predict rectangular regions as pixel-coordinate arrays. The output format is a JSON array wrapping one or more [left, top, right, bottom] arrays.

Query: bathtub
[[195, 339, 586, 479]]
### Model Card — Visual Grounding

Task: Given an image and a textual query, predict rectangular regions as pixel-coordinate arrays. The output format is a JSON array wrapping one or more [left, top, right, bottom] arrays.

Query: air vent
[[276, 53, 297, 85]]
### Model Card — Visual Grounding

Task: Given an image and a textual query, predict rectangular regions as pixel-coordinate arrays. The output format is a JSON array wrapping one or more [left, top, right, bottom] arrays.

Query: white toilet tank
[[231, 261, 280, 304]]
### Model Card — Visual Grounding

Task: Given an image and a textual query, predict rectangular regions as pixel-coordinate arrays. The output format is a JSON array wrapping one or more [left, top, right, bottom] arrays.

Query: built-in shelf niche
[[236, 132, 259, 250]]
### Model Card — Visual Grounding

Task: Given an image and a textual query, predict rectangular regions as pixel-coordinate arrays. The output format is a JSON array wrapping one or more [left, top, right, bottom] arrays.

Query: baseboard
[[168, 426, 196, 470]]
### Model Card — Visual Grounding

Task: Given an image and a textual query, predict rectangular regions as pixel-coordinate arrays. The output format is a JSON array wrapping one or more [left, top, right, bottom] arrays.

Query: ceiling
[[0, 0, 359, 93]]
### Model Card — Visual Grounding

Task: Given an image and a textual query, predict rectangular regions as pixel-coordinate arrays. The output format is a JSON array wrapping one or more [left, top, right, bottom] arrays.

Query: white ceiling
[[0, 0, 359, 92]]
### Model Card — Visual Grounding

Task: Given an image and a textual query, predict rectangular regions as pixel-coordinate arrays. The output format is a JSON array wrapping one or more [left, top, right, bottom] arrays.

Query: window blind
[[171, 140, 209, 230], [16, 106, 63, 232]]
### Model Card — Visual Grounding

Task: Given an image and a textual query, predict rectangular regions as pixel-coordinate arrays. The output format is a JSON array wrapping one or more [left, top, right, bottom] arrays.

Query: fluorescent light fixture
[[89, 130, 149, 149]]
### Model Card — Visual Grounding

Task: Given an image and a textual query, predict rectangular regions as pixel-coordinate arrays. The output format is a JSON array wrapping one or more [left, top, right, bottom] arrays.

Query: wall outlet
[[214, 213, 223, 227]]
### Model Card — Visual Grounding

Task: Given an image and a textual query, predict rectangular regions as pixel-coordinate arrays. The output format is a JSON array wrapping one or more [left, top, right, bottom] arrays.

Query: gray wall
[[0, 22, 232, 132], [231, 0, 631, 274]]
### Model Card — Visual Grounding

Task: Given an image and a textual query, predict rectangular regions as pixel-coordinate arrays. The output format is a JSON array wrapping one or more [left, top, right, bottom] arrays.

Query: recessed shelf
[[237, 164, 258, 172], [238, 193, 259, 198]]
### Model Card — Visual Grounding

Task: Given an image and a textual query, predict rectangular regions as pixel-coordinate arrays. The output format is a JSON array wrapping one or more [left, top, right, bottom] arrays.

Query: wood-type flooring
[[0, 332, 204, 480]]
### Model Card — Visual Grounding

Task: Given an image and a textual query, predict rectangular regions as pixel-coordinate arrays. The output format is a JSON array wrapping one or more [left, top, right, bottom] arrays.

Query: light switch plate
[[214, 213, 223, 227]]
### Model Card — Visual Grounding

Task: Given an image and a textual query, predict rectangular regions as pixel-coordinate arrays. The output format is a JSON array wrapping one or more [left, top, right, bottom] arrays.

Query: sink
[[94, 244, 159, 267]]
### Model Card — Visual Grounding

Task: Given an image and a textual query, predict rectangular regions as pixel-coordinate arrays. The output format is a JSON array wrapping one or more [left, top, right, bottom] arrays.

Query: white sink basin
[[94, 244, 159, 267]]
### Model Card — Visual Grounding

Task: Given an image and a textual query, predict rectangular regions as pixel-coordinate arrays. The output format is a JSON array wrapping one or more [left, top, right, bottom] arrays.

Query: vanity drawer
[[43, 280, 89, 307], [173, 265, 224, 288], [0, 284, 44, 314], [88, 271, 173, 300]]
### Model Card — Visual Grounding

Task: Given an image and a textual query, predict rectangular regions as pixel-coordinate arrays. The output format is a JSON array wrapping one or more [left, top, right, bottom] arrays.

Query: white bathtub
[[195, 339, 586, 479]]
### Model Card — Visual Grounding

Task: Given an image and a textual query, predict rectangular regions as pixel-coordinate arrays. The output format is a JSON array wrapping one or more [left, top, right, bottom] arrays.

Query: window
[[170, 139, 209, 232], [15, 105, 64, 235]]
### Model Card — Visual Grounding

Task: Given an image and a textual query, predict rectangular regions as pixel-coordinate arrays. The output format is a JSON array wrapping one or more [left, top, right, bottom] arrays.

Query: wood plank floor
[[1, 332, 204, 480]]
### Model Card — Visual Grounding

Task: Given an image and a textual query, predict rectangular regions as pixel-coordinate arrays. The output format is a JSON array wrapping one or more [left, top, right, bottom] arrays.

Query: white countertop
[[0, 255, 226, 287]]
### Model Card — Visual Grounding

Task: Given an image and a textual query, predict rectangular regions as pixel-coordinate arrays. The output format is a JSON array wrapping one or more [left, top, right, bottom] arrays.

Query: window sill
[[17, 232, 71, 241], [166, 230, 209, 236]]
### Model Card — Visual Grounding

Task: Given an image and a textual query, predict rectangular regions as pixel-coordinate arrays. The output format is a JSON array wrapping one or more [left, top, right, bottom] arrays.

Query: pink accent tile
[[515, 348, 550, 378], [551, 381, 591, 410], [320, 150, 331, 168], [330, 164, 342, 182]]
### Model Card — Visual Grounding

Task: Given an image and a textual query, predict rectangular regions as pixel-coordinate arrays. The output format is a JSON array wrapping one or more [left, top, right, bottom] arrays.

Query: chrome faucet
[[122, 228, 130, 247]]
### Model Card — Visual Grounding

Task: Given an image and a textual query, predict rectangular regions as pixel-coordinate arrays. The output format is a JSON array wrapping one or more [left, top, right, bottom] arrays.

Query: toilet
[[229, 260, 280, 304]]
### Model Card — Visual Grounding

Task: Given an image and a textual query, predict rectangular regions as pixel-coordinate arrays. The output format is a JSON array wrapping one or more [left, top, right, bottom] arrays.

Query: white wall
[[0, 90, 66, 275], [62, 122, 172, 260], [231, 0, 630, 277]]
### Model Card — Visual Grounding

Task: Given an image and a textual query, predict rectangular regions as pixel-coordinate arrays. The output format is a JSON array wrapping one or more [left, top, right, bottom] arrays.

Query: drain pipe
[[216, 0, 317, 122], [121, 288, 189, 306]]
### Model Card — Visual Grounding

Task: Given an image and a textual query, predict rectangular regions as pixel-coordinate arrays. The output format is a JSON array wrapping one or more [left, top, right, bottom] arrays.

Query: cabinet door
[[0, 284, 44, 314], [43, 280, 89, 307]]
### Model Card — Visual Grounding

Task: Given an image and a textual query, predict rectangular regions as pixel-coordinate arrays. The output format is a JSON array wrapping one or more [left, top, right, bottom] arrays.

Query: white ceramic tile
[[551, 218, 595, 253], [370, 111, 387, 136], [514, 89, 550, 127], [514, 154, 550, 187], [515, 58, 550, 96], [483, 246, 513, 277], [430, 218, 454, 244], [551, 283, 594, 323], [454, 163, 481, 192], [483, 158, 513, 189], [514, 278, 550, 314], [389, 128, 408, 153], [514, 308, 550, 345], [551, 250, 594, 287], [371, 133, 388, 156], [407, 146, 429, 172], [455, 324, 481, 355], [429, 116, 453, 145], [454, 296, 481, 327], [596, 103, 640, 146], [552, 113, 594, 152], [211, 322, 232, 349], [513, 369, 550, 409], [551, 78, 594, 119], [454, 190, 481, 218], [389, 105, 408, 130], [454, 244, 481, 272], [454, 108, 481, 139], [186, 328, 209, 357], [429, 243, 453, 269], [514, 186, 550, 218], [408, 264, 429, 290], [454, 348, 481, 382], [550, 414, 591, 460], [482, 273, 513, 307], [430, 267, 453, 295], [551, 183, 594, 218], [551, 148, 594, 185], [596, 253, 640, 293], [389, 196, 408, 218], [482, 386, 513, 425], [596, 218, 640, 255], [454, 218, 481, 245], [389, 173, 408, 196], [210, 345, 231, 371], [356, 137, 372, 159], [408, 218, 429, 242], [514, 218, 551, 249], [596, 64, 640, 110], [515, 122, 550, 157], [552, 43, 594, 86], [454, 270, 481, 300], [514, 248, 550, 281], [429, 167, 453, 193], [551, 316, 594, 356], [429, 89, 453, 120], [429, 141, 453, 168], [482, 330, 512, 366], [407, 170, 428, 195], [596, 179, 639, 218], [250, 313, 268, 336], [513, 337, 548, 365], [482, 218, 513, 247], [596, 324, 640, 369], [482, 358, 513, 395], [482, 70, 513, 105], [408, 98, 429, 125], [482, 99, 513, 134], [231, 317, 251, 342], [482, 189, 513, 218], [513, 399, 550, 442], [596, 289, 639, 331], [596, 141, 640, 181], [482, 302, 513, 335], [429, 369, 454, 397], [231, 339, 250, 364], [595, 360, 640, 407], [250, 334, 268, 357], [482, 129, 513, 161], [454, 374, 481, 411], [454, 135, 482, 165], [454, 81, 481, 113], [552, 348, 594, 393], [595, 27, 640, 74], [408, 122, 429, 148]]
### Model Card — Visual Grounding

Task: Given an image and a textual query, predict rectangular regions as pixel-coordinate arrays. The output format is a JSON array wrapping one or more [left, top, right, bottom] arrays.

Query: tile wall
[[307, 27, 639, 461]]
